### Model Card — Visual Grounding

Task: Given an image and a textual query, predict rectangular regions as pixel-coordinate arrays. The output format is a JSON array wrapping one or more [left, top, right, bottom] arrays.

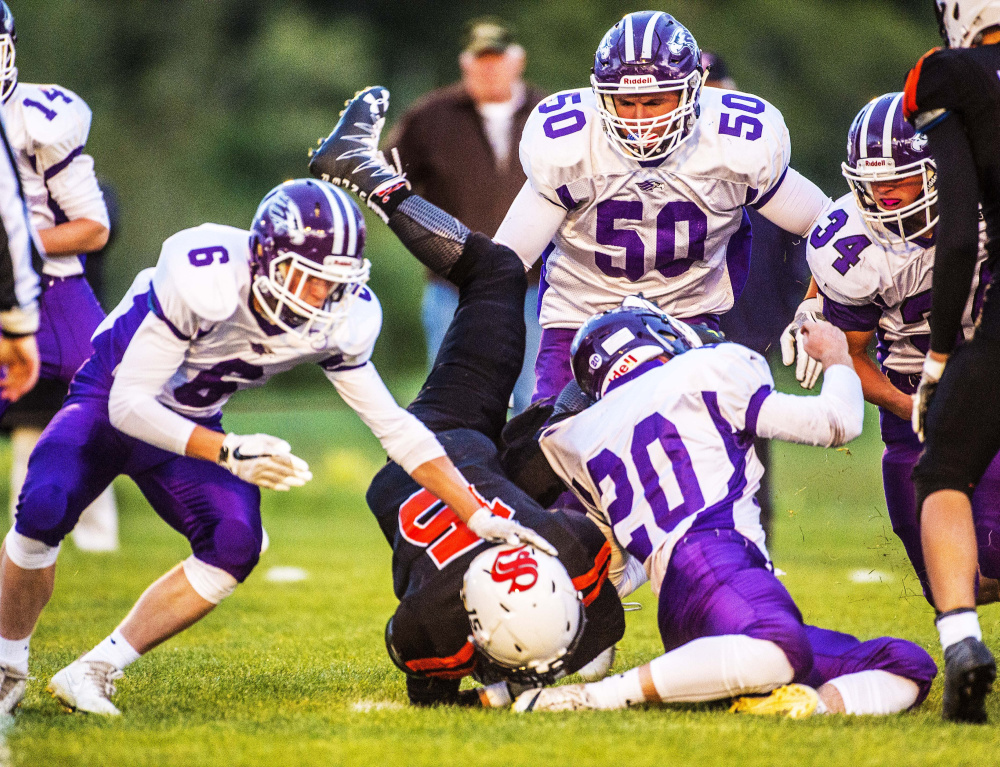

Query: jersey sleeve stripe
[[572, 541, 612, 606], [749, 166, 788, 210], [42, 145, 84, 181], [147, 287, 191, 341], [403, 640, 476, 678], [903, 47, 940, 122], [744, 384, 773, 436]]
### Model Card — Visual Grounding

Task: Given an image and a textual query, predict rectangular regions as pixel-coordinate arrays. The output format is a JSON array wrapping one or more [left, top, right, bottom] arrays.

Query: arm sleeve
[[754, 364, 864, 447], [925, 113, 980, 355], [107, 312, 198, 455], [756, 168, 830, 237], [326, 361, 446, 473], [0, 118, 40, 335], [493, 181, 567, 269]]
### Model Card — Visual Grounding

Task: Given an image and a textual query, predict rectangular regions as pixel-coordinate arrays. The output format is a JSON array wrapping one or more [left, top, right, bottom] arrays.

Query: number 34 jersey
[[520, 86, 790, 329], [807, 194, 988, 376], [538, 343, 773, 594], [71, 223, 382, 420]]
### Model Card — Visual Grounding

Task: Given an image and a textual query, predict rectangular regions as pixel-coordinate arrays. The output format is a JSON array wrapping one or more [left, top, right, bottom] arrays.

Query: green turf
[[4, 380, 998, 766]]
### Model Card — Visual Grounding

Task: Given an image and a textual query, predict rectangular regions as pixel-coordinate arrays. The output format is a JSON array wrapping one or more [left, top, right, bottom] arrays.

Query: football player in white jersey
[[512, 298, 936, 715], [491, 11, 830, 402], [804, 93, 1000, 605], [0, 2, 118, 551], [0, 178, 552, 716]]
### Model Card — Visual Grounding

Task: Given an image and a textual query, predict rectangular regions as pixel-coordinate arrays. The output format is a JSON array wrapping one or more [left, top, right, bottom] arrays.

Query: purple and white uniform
[[496, 86, 828, 401], [538, 343, 934, 694], [15, 223, 443, 580], [1, 82, 108, 390], [808, 195, 1000, 598]]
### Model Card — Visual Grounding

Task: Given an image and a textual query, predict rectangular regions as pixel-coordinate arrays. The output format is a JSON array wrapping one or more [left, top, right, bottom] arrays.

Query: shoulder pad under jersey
[[806, 196, 882, 306], [330, 285, 383, 361], [692, 88, 791, 197], [13, 83, 92, 154], [153, 224, 251, 328], [519, 88, 601, 208]]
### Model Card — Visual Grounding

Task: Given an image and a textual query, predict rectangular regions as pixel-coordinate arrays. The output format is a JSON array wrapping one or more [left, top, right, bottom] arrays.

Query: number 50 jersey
[[519, 86, 790, 329]]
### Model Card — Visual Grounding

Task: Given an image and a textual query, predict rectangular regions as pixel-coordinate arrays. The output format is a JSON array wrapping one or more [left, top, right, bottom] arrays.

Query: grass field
[[4, 373, 999, 766]]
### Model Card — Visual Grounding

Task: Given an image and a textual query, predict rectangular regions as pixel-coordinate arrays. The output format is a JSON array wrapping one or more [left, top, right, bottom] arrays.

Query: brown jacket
[[386, 82, 547, 240]]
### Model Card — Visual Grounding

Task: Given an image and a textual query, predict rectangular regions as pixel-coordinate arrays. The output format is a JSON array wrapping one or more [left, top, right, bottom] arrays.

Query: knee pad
[[4, 528, 60, 569], [182, 555, 238, 604]]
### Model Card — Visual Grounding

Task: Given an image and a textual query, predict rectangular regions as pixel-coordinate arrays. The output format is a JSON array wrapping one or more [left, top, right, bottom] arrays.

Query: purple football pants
[[658, 529, 936, 703], [880, 406, 1000, 604], [14, 396, 262, 581], [0, 275, 104, 418]]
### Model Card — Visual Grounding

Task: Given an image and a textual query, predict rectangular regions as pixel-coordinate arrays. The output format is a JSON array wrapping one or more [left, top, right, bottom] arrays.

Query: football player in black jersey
[[904, 0, 1000, 724], [310, 89, 625, 707]]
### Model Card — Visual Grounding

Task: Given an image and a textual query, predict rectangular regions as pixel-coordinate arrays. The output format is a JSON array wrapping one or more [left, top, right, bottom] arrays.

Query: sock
[[936, 608, 982, 652], [81, 628, 141, 670], [815, 697, 830, 715], [826, 670, 920, 715], [0, 634, 29, 674], [585, 667, 646, 710]]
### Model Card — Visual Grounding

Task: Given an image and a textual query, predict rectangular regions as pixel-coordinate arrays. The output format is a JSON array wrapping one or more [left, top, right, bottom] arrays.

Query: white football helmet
[[462, 544, 585, 684], [936, 1, 1000, 48]]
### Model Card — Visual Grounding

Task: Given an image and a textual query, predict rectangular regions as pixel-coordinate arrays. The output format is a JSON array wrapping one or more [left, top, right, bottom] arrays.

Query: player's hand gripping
[[308, 86, 409, 223], [0, 334, 40, 402], [780, 297, 828, 389], [466, 506, 557, 557], [912, 354, 946, 443], [218, 433, 313, 491]]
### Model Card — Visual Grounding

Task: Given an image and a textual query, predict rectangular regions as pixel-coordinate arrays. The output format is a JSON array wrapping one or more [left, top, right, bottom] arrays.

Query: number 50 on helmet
[[462, 544, 585, 685]]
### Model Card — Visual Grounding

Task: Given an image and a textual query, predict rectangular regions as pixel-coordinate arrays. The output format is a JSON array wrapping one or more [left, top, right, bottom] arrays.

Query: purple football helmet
[[0, 2, 16, 103], [249, 178, 370, 340], [571, 296, 703, 399], [591, 11, 703, 161], [841, 92, 937, 245]]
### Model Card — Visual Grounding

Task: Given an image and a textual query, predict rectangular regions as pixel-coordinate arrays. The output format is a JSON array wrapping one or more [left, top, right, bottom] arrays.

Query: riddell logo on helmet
[[607, 352, 642, 382], [491, 546, 539, 594], [856, 158, 896, 171], [620, 75, 656, 86]]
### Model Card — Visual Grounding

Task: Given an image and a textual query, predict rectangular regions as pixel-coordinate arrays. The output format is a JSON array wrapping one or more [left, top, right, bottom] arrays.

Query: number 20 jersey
[[538, 343, 772, 594], [519, 86, 791, 329], [71, 223, 382, 420], [807, 194, 988, 376]]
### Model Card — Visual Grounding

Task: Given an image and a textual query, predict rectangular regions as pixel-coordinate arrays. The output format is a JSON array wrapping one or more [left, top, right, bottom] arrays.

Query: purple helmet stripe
[[865, 94, 893, 159], [882, 93, 904, 158]]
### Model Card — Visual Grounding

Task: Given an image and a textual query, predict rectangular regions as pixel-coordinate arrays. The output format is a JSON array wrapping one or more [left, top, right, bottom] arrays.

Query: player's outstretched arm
[[757, 322, 865, 448]]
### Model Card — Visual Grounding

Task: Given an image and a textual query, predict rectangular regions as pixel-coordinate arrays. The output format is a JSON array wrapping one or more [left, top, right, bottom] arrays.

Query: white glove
[[466, 507, 557, 556], [912, 354, 946, 442], [218, 433, 313, 491], [780, 297, 827, 389]]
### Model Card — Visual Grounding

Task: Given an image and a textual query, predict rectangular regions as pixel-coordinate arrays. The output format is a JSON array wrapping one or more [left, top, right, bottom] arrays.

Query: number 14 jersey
[[519, 86, 790, 329]]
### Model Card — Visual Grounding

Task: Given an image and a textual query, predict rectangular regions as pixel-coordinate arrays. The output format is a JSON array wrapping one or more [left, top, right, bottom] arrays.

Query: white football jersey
[[87, 223, 381, 420], [1, 82, 109, 277], [539, 343, 772, 593], [519, 86, 790, 329], [807, 194, 988, 375]]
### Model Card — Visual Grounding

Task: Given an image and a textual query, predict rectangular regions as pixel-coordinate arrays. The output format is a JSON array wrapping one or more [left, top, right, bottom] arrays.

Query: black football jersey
[[366, 427, 625, 685], [904, 45, 1000, 352]]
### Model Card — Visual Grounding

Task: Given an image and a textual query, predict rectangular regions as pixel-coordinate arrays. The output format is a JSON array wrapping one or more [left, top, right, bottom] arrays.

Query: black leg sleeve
[[406, 231, 527, 443]]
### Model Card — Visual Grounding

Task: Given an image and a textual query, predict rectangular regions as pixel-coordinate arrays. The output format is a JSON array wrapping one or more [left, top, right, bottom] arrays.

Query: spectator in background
[[704, 51, 813, 537], [387, 18, 546, 413]]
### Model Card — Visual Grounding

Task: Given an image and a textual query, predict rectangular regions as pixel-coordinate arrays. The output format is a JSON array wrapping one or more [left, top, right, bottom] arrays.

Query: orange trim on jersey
[[405, 640, 476, 679], [904, 47, 941, 121], [573, 542, 612, 606]]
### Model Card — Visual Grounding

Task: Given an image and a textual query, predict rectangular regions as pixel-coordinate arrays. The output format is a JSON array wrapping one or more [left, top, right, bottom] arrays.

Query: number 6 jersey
[[517, 86, 791, 329]]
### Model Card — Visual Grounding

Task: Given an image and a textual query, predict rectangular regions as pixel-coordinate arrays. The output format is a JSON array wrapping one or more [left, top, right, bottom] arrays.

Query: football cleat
[[730, 684, 819, 719], [47, 659, 123, 716], [513, 683, 602, 712], [308, 86, 409, 223], [0, 664, 27, 714], [942, 637, 996, 724]]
